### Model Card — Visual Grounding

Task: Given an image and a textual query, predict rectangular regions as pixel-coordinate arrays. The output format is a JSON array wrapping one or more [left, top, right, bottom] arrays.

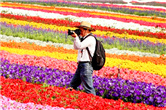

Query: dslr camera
[[68, 29, 81, 36]]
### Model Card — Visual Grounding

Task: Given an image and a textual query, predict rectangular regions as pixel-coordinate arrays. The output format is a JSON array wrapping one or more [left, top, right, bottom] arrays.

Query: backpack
[[82, 34, 106, 70]]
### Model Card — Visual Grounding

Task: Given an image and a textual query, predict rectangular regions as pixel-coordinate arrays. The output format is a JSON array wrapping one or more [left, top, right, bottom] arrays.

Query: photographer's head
[[76, 21, 95, 37], [69, 21, 95, 38]]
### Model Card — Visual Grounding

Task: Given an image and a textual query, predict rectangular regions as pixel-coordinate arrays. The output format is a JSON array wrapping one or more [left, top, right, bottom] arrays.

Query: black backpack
[[81, 34, 106, 70]]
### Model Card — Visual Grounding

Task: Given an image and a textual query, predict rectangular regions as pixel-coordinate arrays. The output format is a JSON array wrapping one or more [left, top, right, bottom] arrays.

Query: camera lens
[[68, 29, 80, 36]]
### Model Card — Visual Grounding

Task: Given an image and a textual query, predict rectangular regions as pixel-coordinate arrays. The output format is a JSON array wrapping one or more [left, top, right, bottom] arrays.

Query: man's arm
[[74, 36, 95, 49]]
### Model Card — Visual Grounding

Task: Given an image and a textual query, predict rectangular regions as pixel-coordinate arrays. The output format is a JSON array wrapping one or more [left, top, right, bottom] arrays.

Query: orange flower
[[1, 41, 166, 65]]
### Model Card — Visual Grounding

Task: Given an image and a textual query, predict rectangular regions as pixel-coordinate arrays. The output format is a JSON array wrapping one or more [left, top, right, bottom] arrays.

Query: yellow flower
[[2, 18, 165, 44]]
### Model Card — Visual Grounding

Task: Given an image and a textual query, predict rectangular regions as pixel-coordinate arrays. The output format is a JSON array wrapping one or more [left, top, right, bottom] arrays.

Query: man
[[69, 21, 96, 95]]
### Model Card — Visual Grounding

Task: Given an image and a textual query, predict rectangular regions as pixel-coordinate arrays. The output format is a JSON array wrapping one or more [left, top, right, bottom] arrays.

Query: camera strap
[[80, 37, 84, 42], [80, 33, 92, 42]]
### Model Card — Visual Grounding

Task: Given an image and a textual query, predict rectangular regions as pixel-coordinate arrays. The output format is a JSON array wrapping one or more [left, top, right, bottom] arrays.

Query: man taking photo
[[69, 21, 96, 95]]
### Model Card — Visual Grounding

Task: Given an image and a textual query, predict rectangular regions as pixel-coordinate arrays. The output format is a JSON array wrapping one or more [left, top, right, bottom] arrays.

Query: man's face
[[79, 27, 87, 37]]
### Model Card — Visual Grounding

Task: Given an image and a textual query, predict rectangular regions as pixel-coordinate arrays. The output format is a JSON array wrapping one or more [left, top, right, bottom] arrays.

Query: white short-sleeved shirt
[[74, 34, 96, 62]]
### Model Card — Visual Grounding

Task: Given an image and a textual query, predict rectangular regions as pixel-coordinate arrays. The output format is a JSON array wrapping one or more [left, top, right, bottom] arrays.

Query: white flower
[[1, 7, 165, 33], [0, 34, 163, 57]]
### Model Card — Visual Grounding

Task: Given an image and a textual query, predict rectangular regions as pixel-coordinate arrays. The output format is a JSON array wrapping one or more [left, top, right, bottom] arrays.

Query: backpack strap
[[80, 33, 95, 62], [85, 34, 95, 62], [81, 33, 93, 41], [86, 47, 92, 61]]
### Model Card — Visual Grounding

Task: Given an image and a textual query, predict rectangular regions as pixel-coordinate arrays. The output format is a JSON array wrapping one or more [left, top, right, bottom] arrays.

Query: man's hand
[[71, 32, 77, 38]]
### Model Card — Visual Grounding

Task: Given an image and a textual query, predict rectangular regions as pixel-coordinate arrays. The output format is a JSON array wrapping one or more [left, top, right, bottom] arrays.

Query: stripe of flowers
[[0, 34, 164, 58], [132, 2, 166, 7], [1, 13, 165, 39], [2, 46, 166, 77], [1, 59, 166, 107], [54, 1, 166, 12], [1, 22, 166, 53], [4, 1, 166, 12], [0, 76, 116, 110], [2, 1, 166, 19], [7, 0, 165, 5], [1, 7, 165, 35], [1, 25, 165, 56], [0, 95, 77, 110], [2, 17, 166, 45], [1, 77, 165, 110], [1, 50, 166, 87], [1, 6, 166, 29], [1, 40, 166, 65], [131, 0, 166, 5], [2, 3, 166, 24]]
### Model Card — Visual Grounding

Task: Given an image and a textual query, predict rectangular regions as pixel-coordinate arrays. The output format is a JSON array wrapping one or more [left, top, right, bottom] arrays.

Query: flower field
[[0, 0, 166, 110]]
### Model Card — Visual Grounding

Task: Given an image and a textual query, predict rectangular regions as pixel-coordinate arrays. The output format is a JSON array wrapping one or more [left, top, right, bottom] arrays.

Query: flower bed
[[0, 0, 166, 109], [1, 22, 166, 55], [2, 0, 166, 17], [0, 94, 76, 110], [1, 13, 166, 39], [1, 46, 166, 77], [1, 41, 166, 87], [1, 76, 166, 110], [1, 58, 166, 107]]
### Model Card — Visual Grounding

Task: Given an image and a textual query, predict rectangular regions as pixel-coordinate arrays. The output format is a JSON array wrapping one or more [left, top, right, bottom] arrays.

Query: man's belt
[[78, 61, 91, 63]]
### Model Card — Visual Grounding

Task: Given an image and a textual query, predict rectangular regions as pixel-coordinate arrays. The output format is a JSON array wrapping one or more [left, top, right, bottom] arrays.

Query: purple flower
[[1, 58, 166, 107]]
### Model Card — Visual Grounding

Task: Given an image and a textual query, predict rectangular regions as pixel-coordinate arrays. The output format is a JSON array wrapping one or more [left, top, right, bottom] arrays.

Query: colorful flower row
[[0, 0, 165, 106], [1, 59, 166, 107], [3, 0, 166, 12], [131, 0, 166, 4], [2, 2, 166, 24], [1, 2, 166, 29], [0, 34, 163, 58], [1, 22, 166, 55], [2, 0, 165, 18], [1, 76, 165, 110], [1, 50, 166, 87], [1, 41, 165, 65], [2, 17, 166, 45], [0, 94, 76, 110], [131, 0, 166, 7], [1, 45, 166, 77], [1, 13, 166, 39], [1, 7, 165, 34], [1, 1, 166, 108]]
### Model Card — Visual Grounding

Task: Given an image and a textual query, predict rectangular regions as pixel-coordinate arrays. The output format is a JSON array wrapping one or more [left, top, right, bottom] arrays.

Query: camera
[[68, 29, 81, 36]]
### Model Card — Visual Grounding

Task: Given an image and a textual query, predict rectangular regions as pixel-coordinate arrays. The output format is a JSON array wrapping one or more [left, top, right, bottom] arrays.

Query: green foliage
[[41, 83, 50, 88], [22, 77, 26, 82]]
